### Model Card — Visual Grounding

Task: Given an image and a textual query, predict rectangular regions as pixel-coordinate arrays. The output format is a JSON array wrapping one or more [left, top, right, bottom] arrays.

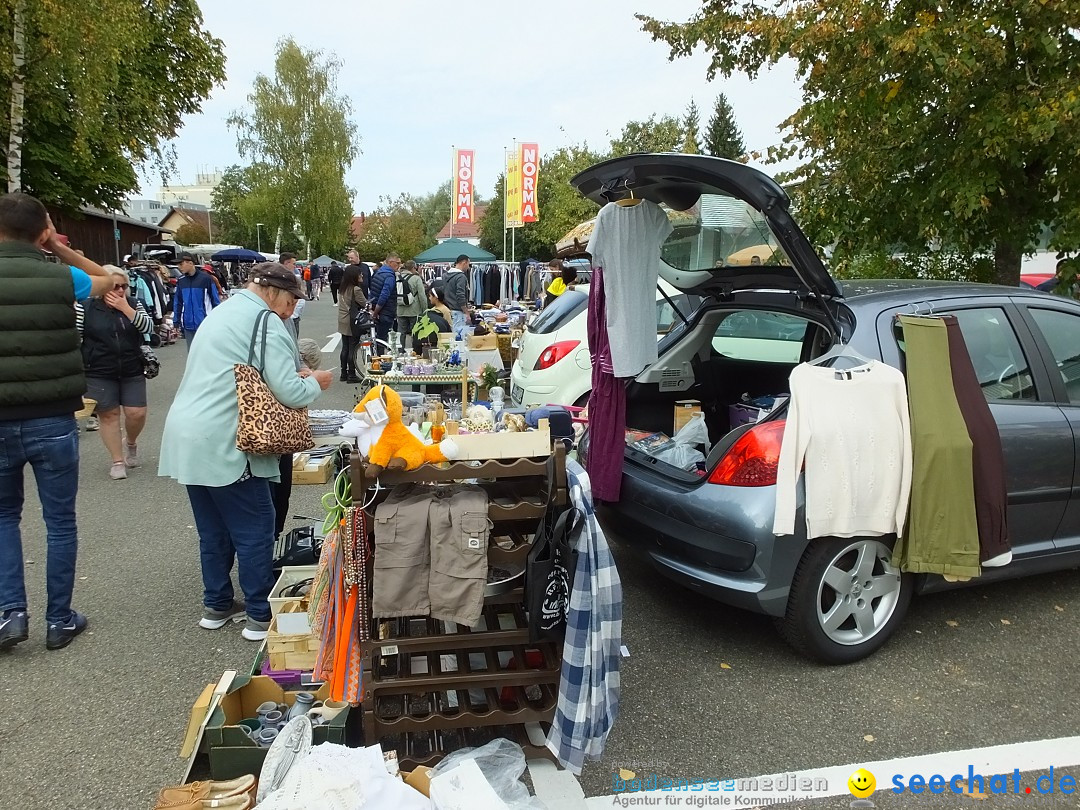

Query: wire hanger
[[807, 328, 874, 370]]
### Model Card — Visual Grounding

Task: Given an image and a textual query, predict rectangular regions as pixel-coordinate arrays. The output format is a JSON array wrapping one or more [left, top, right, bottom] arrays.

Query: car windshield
[[660, 192, 791, 272], [530, 289, 588, 335]]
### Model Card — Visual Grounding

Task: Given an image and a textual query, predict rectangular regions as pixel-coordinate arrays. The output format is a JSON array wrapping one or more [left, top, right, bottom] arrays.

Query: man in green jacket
[[0, 192, 114, 651]]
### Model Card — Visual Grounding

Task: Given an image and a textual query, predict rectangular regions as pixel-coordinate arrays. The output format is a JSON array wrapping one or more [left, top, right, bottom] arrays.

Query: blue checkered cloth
[[546, 458, 623, 775]]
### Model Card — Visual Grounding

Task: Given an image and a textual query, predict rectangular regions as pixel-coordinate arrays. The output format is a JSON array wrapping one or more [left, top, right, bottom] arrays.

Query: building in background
[[47, 206, 169, 264], [158, 205, 213, 243], [435, 203, 488, 247], [124, 198, 170, 226], [158, 169, 223, 209]]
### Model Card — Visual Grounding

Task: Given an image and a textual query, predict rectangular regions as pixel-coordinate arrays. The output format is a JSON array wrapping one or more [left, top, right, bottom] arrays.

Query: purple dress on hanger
[[586, 267, 625, 502]]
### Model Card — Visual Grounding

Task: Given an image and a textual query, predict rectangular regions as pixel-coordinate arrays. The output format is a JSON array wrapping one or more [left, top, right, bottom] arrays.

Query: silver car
[[574, 153, 1080, 663]]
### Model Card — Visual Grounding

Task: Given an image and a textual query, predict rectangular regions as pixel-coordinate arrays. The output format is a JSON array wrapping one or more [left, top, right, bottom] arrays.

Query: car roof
[[837, 278, 1051, 307]]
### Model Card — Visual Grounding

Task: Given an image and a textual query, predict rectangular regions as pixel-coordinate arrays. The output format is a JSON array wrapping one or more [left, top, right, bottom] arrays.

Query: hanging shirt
[[587, 201, 674, 378], [546, 458, 623, 775], [773, 360, 913, 540]]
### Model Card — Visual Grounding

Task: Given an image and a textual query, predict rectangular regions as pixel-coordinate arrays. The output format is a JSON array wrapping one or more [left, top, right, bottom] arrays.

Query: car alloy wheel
[[815, 539, 902, 646], [776, 535, 912, 664]]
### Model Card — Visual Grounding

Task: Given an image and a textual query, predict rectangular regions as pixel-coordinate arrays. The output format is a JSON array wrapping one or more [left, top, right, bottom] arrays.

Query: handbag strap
[[247, 309, 272, 372]]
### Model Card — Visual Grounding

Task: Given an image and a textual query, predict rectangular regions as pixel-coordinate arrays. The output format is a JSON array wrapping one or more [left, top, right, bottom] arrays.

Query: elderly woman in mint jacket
[[159, 264, 332, 641]]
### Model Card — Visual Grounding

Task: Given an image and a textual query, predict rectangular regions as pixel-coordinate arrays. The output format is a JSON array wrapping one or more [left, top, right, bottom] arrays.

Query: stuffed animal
[[354, 384, 459, 476]]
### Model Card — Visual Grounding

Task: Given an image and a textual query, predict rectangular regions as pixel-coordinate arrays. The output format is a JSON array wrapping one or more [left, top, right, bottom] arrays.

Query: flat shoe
[[156, 775, 256, 807]]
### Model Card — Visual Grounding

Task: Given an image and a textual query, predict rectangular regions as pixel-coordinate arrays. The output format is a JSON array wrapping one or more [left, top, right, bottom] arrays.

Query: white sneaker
[[109, 462, 127, 480], [242, 617, 270, 641], [85, 416, 99, 431], [124, 443, 140, 468]]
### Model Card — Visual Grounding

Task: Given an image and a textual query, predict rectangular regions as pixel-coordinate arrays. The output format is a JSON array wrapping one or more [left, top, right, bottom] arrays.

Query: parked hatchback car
[[573, 153, 1080, 664], [510, 280, 693, 408]]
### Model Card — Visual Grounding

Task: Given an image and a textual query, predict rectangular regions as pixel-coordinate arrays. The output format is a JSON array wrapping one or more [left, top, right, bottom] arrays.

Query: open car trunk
[[622, 301, 835, 481]]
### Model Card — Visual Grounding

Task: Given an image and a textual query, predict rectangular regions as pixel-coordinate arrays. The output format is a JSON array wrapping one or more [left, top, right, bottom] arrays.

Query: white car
[[511, 280, 692, 408]]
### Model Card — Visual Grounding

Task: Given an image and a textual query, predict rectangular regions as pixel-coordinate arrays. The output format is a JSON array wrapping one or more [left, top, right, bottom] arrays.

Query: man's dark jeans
[[375, 315, 395, 346], [0, 415, 80, 624], [186, 476, 276, 622]]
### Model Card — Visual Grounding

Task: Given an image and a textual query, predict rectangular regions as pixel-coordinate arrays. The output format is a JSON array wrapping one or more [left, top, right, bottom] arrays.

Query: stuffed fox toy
[[355, 385, 459, 476]]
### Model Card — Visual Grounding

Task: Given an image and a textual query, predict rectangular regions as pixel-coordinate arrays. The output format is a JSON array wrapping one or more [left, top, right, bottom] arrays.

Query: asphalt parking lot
[[3, 295, 1078, 809]]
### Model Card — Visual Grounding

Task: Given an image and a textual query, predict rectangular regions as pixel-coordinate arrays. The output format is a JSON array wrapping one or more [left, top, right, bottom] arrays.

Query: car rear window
[[530, 290, 587, 335]]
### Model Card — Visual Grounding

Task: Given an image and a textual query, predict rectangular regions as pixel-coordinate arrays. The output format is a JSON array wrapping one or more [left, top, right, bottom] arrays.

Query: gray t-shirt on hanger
[[588, 200, 674, 378]]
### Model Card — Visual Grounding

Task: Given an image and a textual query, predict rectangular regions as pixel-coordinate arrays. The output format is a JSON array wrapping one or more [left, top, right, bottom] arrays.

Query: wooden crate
[[267, 604, 320, 671]]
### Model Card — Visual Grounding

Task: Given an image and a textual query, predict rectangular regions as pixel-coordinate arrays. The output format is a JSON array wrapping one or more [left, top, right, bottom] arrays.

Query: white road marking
[[322, 333, 341, 353], [523, 735, 1080, 808]]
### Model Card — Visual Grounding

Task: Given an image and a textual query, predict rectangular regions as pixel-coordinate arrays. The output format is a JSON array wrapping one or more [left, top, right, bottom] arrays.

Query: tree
[[681, 99, 702, 154], [228, 38, 360, 257], [354, 194, 427, 262], [0, 0, 225, 209], [609, 114, 684, 156], [479, 143, 604, 261], [174, 223, 210, 245], [704, 93, 746, 160], [639, 2, 1080, 285], [415, 180, 452, 246]]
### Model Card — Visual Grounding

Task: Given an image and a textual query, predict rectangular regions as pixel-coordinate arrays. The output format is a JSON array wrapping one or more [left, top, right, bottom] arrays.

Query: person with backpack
[[368, 252, 400, 346], [303, 265, 313, 300], [395, 259, 425, 350]]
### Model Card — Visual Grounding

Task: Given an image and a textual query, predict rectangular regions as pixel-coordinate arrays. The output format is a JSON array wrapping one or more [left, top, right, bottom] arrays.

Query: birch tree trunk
[[7, 0, 26, 193]]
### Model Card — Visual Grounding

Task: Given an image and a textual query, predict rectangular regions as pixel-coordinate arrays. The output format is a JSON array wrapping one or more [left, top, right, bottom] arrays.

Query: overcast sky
[[148, 0, 802, 213]]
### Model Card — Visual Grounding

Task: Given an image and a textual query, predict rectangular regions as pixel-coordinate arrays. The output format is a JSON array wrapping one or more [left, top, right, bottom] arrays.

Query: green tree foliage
[[479, 144, 604, 261], [228, 38, 360, 257], [681, 99, 702, 154], [0, 0, 225, 209], [415, 180, 452, 246], [609, 114, 684, 156], [355, 194, 427, 262], [639, 2, 1080, 285], [704, 93, 746, 159], [174, 223, 210, 245]]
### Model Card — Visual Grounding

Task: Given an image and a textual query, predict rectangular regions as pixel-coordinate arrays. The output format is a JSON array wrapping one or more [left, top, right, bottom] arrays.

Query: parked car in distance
[[572, 152, 1080, 664], [510, 280, 693, 408]]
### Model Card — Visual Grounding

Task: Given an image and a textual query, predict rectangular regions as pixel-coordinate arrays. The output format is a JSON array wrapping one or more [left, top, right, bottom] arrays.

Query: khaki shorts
[[372, 484, 490, 626]]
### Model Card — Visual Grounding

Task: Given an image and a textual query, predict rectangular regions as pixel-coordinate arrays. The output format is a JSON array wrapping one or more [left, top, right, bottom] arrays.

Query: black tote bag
[[526, 503, 582, 643]]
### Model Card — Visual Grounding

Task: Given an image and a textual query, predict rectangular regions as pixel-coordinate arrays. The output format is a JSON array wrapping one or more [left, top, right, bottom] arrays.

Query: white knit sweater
[[772, 361, 912, 539]]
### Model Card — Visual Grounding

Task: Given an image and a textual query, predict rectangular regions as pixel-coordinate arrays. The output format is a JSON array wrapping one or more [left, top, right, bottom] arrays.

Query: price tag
[[382, 644, 399, 657]]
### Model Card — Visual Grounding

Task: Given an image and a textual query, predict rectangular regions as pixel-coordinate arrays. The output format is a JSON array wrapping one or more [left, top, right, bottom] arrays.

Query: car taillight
[[708, 420, 786, 486], [534, 340, 580, 371]]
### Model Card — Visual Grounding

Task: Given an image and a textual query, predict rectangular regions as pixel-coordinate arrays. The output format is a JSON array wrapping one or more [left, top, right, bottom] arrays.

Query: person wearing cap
[[174, 251, 220, 350], [158, 263, 332, 642]]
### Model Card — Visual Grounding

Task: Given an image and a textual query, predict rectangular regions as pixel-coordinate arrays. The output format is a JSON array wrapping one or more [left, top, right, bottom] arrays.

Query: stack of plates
[[308, 409, 351, 437]]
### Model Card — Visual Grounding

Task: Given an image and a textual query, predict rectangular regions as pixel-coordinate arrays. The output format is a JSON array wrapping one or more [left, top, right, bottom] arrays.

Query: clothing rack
[[349, 443, 567, 769]]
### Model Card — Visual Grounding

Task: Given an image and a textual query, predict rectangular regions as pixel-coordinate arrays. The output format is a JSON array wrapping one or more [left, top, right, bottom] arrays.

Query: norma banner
[[519, 142, 540, 223], [505, 147, 522, 229], [454, 148, 475, 224]]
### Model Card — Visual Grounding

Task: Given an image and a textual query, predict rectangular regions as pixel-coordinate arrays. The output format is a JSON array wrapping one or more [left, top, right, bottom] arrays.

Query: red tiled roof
[[436, 203, 488, 240]]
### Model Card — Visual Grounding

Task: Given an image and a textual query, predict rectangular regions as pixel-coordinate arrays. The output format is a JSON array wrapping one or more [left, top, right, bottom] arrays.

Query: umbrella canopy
[[726, 244, 775, 266], [211, 248, 266, 262], [413, 238, 496, 264], [311, 255, 336, 267]]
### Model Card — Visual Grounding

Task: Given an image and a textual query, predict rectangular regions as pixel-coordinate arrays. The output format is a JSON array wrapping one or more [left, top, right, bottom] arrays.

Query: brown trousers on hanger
[[944, 317, 1011, 562]]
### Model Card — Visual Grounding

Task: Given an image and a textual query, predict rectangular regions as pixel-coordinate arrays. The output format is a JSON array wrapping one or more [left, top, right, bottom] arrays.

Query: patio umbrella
[[413, 238, 496, 263], [210, 248, 266, 262], [311, 255, 336, 266]]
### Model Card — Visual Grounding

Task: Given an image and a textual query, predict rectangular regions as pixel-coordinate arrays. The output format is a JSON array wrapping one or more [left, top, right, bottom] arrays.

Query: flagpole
[[450, 145, 455, 240], [502, 146, 508, 262], [511, 139, 517, 266]]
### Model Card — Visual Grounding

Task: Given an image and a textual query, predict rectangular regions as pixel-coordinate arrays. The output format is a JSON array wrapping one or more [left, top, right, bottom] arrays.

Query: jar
[[286, 692, 316, 721]]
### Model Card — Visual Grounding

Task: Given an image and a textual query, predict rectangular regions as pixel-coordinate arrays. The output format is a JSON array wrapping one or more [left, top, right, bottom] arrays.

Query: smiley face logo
[[848, 768, 876, 798]]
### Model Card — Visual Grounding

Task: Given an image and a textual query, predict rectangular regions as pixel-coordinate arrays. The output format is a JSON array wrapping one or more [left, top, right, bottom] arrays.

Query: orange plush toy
[[355, 384, 459, 477]]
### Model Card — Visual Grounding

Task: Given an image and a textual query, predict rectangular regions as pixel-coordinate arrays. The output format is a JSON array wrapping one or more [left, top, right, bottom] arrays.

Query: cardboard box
[[292, 454, 333, 485], [270, 564, 318, 617], [203, 675, 348, 779], [674, 399, 702, 433], [267, 602, 320, 671], [291, 452, 309, 470], [452, 420, 551, 460], [468, 333, 498, 351], [404, 767, 435, 797]]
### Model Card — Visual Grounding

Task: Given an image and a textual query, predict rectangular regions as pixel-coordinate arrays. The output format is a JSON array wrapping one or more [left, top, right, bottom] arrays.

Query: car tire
[[775, 535, 913, 664]]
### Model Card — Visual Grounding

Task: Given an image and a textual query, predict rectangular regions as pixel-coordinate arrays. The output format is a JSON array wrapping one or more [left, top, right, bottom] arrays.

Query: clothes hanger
[[615, 184, 642, 207], [807, 331, 874, 370]]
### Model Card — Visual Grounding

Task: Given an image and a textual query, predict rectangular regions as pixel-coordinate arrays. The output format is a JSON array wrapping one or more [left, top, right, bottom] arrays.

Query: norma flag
[[454, 149, 475, 224], [519, 143, 540, 223]]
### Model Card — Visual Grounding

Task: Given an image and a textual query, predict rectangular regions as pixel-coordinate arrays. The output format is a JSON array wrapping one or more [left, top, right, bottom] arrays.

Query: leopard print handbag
[[234, 309, 314, 455]]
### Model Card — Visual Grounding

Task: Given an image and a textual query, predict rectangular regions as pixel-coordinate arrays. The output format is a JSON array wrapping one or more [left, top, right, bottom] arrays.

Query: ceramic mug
[[254, 727, 279, 747], [237, 718, 261, 737], [262, 710, 284, 728], [307, 699, 349, 723], [255, 701, 277, 720]]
